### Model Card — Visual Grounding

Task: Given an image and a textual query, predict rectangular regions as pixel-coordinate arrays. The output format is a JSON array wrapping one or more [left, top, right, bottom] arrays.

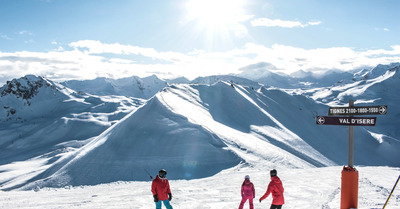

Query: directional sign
[[328, 105, 387, 116], [316, 116, 377, 126]]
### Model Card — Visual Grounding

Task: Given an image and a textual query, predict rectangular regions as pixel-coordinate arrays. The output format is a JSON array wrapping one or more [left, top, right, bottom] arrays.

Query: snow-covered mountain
[[0, 63, 399, 193], [165, 76, 191, 84], [61, 75, 170, 99], [5, 82, 318, 189], [0, 75, 144, 189], [0, 75, 67, 121], [191, 75, 262, 89], [237, 62, 357, 88], [299, 63, 400, 147], [301, 63, 400, 105]]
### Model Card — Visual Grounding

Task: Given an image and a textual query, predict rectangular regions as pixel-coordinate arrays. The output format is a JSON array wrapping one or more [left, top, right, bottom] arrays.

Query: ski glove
[[153, 195, 158, 202], [168, 193, 172, 201]]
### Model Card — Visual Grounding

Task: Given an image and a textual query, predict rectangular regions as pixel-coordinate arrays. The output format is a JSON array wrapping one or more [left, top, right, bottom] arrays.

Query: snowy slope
[[1, 166, 399, 209], [0, 75, 144, 190], [3, 80, 395, 191], [15, 82, 309, 189]]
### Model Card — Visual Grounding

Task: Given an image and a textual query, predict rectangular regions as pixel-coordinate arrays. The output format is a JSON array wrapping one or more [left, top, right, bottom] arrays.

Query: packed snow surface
[[0, 166, 399, 209]]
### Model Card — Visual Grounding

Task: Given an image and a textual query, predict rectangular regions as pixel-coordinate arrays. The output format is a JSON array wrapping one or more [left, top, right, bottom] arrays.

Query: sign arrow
[[316, 116, 377, 126], [328, 105, 387, 116]]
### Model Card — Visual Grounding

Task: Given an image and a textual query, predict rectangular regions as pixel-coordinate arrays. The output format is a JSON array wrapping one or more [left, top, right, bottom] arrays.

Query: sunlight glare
[[186, 0, 247, 27]]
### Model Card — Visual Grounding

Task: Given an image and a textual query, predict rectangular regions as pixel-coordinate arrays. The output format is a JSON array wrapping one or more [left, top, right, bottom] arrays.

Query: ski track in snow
[[0, 166, 398, 209], [158, 83, 314, 168]]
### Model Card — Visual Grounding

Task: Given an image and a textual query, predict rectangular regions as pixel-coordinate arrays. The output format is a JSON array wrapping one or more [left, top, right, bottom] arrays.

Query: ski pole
[[145, 169, 153, 180], [383, 174, 400, 209]]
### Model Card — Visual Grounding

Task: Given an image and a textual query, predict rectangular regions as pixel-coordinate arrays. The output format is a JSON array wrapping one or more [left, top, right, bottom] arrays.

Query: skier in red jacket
[[151, 169, 173, 209], [238, 175, 255, 209], [259, 169, 285, 209]]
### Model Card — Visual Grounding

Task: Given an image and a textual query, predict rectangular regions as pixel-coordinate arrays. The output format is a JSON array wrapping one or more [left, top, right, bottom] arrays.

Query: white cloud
[[69, 40, 193, 64], [0, 40, 399, 85], [18, 30, 33, 36], [0, 34, 12, 40], [374, 27, 391, 32], [24, 39, 35, 44], [240, 44, 400, 73], [308, 21, 322, 26], [251, 18, 321, 28]]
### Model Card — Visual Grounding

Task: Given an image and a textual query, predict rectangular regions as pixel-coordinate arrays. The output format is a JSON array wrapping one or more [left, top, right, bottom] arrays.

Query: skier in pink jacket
[[238, 175, 255, 209]]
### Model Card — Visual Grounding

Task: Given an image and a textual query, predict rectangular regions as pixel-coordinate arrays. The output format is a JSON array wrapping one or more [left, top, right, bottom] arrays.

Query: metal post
[[383, 175, 400, 209], [349, 100, 354, 168], [340, 99, 358, 209]]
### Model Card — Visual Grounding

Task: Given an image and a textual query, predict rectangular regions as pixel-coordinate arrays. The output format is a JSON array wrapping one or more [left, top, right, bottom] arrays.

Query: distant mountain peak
[[61, 75, 169, 99], [361, 62, 400, 80], [191, 75, 262, 89], [165, 76, 190, 84], [0, 75, 55, 100], [290, 69, 313, 78]]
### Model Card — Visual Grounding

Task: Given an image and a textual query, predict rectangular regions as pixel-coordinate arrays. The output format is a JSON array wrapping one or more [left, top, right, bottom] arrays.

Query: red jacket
[[241, 179, 255, 198], [260, 176, 284, 205], [151, 175, 171, 201]]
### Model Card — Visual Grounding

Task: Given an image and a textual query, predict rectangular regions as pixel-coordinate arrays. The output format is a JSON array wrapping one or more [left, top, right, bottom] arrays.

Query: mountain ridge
[[0, 63, 399, 190]]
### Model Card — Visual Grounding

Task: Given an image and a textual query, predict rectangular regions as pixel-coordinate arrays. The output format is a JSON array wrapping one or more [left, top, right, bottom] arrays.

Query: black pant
[[270, 204, 282, 209]]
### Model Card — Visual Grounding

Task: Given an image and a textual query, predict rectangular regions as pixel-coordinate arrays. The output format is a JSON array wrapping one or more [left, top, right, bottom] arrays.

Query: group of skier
[[151, 169, 285, 209]]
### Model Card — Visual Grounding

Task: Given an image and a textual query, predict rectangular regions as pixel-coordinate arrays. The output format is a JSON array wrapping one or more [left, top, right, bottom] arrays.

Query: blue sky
[[0, 0, 399, 83]]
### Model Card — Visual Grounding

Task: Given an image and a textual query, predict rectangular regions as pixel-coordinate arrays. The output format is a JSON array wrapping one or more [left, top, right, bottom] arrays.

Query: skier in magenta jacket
[[238, 175, 255, 209], [259, 169, 285, 209], [151, 169, 173, 209]]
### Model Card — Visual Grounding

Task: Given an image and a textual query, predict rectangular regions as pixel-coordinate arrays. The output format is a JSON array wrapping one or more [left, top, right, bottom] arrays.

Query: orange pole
[[341, 166, 358, 209]]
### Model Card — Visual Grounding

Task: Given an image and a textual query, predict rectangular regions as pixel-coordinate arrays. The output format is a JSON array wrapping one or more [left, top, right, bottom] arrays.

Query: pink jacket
[[260, 176, 284, 205], [241, 179, 255, 198]]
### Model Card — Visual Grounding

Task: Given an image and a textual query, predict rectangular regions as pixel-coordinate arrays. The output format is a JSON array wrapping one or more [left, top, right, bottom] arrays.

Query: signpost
[[316, 100, 388, 209]]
